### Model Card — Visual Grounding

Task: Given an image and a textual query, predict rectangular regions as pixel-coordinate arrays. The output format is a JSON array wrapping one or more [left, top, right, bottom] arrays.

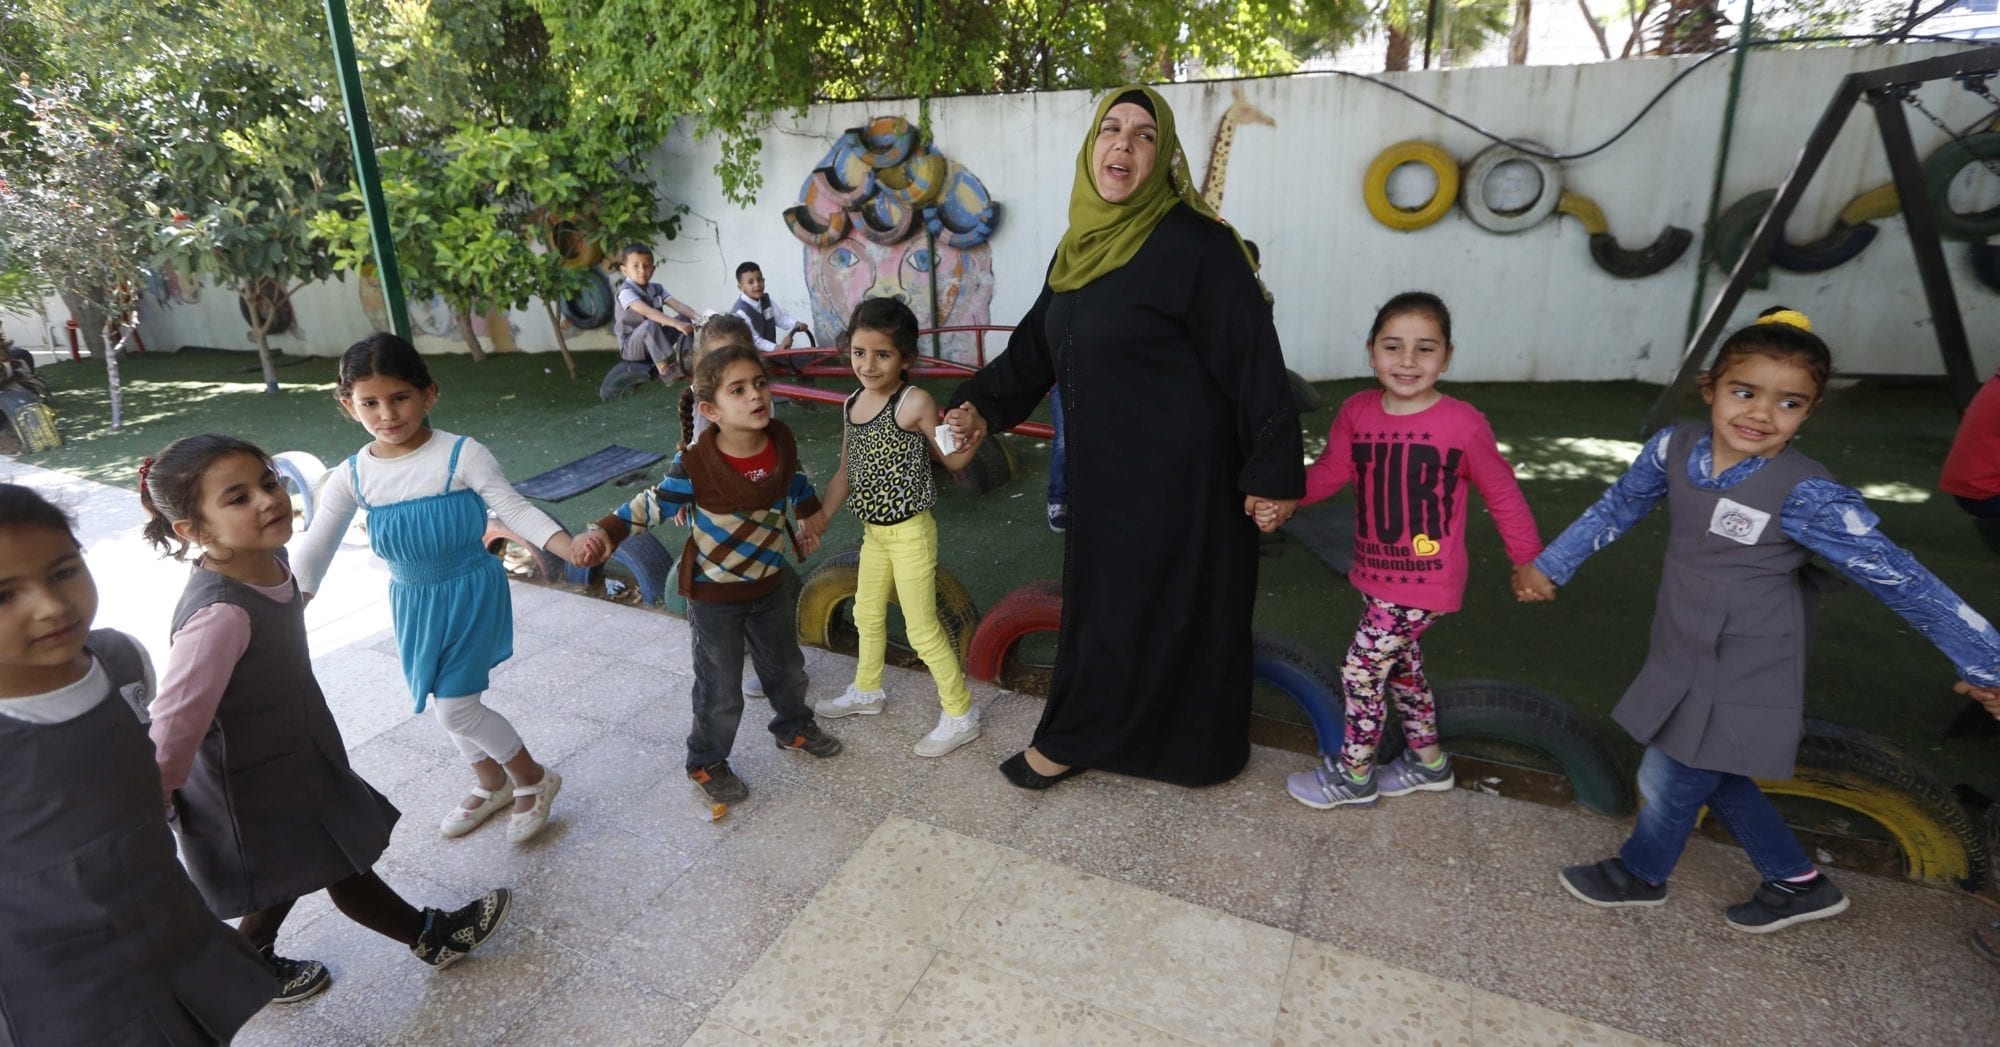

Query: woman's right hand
[[943, 402, 988, 447]]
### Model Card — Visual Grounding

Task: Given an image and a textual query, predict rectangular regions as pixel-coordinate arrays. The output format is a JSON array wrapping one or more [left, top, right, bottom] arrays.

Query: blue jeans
[[1047, 391, 1067, 507], [685, 568, 812, 770], [1618, 745, 1812, 885]]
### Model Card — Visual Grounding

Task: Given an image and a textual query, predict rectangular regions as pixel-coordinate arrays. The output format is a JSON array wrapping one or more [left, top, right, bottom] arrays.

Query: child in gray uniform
[[0, 484, 274, 1045], [1516, 309, 2000, 933]]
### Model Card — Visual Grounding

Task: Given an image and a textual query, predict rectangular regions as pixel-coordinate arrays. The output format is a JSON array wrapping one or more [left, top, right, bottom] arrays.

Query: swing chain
[[1896, 82, 2000, 182]]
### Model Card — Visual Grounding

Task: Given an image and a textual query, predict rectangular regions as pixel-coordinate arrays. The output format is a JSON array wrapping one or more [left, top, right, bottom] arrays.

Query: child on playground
[[1515, 308, 2000, 932], [804, 298, 986, 756], [682, 313, 758, 450], [0, 484, 276, 1043], [730, 260, 812, 358], [294, 333, 572, 844], [140, 436, 513, 999], [612, 243, 702, 384], [1280, 291, 1543, 810], [573, 344, 838, 803]]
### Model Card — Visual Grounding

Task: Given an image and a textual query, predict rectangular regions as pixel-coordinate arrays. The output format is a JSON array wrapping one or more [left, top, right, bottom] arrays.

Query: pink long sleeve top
[[1302, 390, 1542, 613], [149, 568, 297, 798]]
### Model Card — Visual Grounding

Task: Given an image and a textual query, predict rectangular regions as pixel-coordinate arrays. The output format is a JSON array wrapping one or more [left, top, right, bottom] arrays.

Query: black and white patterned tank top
[[845, 384, 936, 525]]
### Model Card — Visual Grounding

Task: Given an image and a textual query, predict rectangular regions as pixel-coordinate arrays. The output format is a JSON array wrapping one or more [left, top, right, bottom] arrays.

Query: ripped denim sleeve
[[1785, 478, 2000, 686], [1532, 427, 1674, 586]]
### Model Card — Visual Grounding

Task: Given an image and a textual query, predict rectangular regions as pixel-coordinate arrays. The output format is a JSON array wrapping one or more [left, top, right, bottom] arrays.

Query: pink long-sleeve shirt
[[148, 568, 296, 799], [1303, 390, 1542, 613]]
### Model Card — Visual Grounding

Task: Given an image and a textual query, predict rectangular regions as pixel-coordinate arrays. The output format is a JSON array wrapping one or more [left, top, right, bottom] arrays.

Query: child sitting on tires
[[602, 244, 702, 400], [1515, 308, 2000, 934]]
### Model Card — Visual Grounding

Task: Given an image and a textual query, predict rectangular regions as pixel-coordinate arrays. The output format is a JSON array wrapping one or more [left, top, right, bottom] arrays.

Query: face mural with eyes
[[786, 118, 999, 363]]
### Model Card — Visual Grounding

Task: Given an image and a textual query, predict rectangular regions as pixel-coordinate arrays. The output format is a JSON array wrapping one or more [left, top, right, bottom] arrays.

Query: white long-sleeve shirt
[[292, 430, 563, 595]]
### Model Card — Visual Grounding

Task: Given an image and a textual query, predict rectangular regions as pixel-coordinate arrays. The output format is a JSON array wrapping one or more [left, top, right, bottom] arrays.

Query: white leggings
[[430, 693, 525, 766]]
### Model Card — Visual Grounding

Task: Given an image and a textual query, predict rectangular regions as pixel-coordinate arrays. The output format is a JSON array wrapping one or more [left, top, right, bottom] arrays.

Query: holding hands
[[571, 527, 612, 568], [1244, 496, 1297, 533], [1955, 680, 2000, 720], [796, 510, 828, 559], [1511, 562, 1557, 603]]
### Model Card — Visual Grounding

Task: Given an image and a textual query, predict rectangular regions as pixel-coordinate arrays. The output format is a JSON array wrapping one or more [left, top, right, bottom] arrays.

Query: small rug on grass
[[513, 445, 665, 501]]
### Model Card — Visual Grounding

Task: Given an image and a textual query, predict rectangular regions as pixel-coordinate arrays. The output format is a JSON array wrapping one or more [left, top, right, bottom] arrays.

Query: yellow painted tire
[[1364, 141, 1460, 232], [796, 548, 980, 664], [1838, 183, 1898, 226], [1754, 720, 1987, 890], [1556, 191, 1610, 235]]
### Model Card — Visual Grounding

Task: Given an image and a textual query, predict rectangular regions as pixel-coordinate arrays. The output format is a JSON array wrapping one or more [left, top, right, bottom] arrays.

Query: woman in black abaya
[[943, 85, 1303, 789]]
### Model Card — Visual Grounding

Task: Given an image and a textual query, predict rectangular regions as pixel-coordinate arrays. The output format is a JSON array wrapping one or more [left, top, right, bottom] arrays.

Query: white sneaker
[[744, 675, 767, 698], [913, 709, 981, 758], [817, 684, 885, 718]]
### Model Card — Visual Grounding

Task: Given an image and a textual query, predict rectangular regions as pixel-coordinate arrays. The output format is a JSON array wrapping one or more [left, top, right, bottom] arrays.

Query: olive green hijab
[[1049, 85, 1255, 293]]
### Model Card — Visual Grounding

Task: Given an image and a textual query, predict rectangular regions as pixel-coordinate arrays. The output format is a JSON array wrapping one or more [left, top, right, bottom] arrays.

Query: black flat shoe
[[1000, 751, 1086, 790]]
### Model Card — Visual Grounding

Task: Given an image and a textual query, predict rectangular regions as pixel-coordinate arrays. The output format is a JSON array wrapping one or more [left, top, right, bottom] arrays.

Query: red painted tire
[[965, 579, 1063, 682]]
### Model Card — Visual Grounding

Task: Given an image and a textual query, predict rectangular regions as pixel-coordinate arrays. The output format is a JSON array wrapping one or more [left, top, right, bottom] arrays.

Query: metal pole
[[1868, 88, 1979, 409], [324, 0, 410, 341], [916, 0, 942, 359], [1680, 7, 1754, 355]]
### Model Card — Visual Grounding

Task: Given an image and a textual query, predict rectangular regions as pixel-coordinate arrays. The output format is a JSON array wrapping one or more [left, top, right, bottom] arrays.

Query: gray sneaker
[[1286, 760, 1378, 809], [1376, 749, 1455, 797]]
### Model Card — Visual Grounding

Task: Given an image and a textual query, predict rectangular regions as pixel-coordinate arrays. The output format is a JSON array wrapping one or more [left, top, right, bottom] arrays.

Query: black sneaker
[[775, 720, 843, 758], [689, 761, 749, 803], [1559, 857, 1668, 908], [262, 947, 331, 1003], [1725, 874, 1849, 933], [411, 888, 512, 969]]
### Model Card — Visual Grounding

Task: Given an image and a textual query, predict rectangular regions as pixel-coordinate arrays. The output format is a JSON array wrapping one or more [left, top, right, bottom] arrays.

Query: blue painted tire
[[609, 531, 675, 608], [562, 268, 615, 330], [1251, 632, 1347, 759]]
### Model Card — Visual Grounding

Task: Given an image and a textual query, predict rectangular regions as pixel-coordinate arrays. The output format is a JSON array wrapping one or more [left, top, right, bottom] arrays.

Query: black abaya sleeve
[[1186, 223, 1305, 500], [947, 278, 1056, 433]]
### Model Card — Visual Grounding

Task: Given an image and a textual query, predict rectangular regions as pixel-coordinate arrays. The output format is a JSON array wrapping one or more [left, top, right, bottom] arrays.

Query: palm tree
[[1375, 0, 1517, 71]]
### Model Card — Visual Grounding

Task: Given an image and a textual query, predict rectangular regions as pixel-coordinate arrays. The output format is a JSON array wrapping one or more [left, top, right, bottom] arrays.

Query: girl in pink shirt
[[1284, 292, 1543, 810]]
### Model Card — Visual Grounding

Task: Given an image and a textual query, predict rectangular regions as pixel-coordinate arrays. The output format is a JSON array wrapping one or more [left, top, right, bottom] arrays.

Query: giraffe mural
[[1200, 89, 1276, 214]]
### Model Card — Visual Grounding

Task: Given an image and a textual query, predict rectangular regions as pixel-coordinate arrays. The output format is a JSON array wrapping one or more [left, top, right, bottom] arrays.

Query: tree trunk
[[542, 300, 578, 379], [61, 290, 107, 356], [454, 305, 488, 362], [1385, 27, 1412, 72], [1578, 0, 1612, 59], [1622, 0, 1657, 57], [246, 292, 281, 396], [1510, 0, 1532, 64], [100, 318, 126, 432]]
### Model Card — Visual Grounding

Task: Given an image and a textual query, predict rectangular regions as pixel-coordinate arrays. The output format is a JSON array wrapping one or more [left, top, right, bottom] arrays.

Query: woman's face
[[1091, 102, 1159, 205]]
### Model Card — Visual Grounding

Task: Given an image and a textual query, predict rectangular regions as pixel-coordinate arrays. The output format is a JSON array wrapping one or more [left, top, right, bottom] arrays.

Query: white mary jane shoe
[[506, 769, 563, 844], [440, 783, 514, 838]]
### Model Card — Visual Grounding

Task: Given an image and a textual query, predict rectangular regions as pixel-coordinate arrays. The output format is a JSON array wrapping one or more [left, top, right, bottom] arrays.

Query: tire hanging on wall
[[966, 579, 1064, 683], [1970, 240, 2000, 294], [271, 451, 327, 531], [1769, 221, 1879, 273], [1363, 141, 1460, 232], [1922, 132, 2000, 242], [1706, 190, 1778, 289], [1756, 719, 1988, 890], [562, 268, 616, 330], [1458, 141, 1563, 235], [795, 547, 980, 663], [1560, 191, 1692, 278]]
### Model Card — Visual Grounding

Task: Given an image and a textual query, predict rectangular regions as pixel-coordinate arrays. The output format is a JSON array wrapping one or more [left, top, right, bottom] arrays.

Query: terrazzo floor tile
[[1455, 909, 1676, 1043], [885, 748, 1044, 843], [491, 814, 697, 950], [707, 903, 937, 1046], [883, 954, 1197, 1046], [232, 1008, 358, 1047], [950, 855, 1293, 1046], [1291, 797, 1479, 982], [705, 779, 894, 895], [491, 960, 706, 1046], [813, 818, 1011, 946], [1271, 936, 1474, 1046], [310, 645, 424, 748], [602, 858, 811, 1009], [1469, 987, 1671, 1046], [306, 924, 584, 1046], [487, 642, 673, 728], [682, 1020, 772, 1046], [344, 732, 456, 796]]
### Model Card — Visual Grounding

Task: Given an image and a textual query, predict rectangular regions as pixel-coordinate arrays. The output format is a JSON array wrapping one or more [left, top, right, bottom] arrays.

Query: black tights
[[237, 869, 425, 951]]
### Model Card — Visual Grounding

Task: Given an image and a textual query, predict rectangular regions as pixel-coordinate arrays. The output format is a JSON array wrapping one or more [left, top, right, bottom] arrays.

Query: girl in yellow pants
[[801, 299, 985, 756]]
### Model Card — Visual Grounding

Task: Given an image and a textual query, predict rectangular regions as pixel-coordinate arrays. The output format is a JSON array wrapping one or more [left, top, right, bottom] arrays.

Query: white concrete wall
[[30, 42, 1995, 384]]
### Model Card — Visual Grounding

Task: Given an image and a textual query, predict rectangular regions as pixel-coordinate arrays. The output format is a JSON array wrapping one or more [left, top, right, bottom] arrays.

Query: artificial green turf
[[19, 349, 1997, 799]]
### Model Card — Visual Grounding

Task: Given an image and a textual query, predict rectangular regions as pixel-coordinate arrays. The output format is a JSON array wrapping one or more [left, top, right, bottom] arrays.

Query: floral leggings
[[1338, 596, 1445, 777]]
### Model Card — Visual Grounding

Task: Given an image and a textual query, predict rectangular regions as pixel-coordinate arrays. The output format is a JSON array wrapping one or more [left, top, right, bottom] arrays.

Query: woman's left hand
[[1245, 496, 1297, 533]]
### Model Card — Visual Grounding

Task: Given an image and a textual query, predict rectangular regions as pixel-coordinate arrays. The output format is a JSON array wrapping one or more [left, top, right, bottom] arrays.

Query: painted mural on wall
[[784, 117, 999, 363], [144, 261, 202, 306]]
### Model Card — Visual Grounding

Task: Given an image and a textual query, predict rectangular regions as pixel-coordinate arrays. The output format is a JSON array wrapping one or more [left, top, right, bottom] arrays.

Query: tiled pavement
[[8, 459, 1997, 1046]]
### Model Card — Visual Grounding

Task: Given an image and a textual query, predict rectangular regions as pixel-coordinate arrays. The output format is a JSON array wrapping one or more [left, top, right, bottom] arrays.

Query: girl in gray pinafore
[[138, 435, 515, 1003], [1515, 311, 2000, 934], [0, 484, 274, 1045]]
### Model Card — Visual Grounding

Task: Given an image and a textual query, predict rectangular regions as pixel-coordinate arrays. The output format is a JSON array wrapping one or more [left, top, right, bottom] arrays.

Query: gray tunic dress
[[169, 557, 399, 918], [1612, 425, 1831, 780], [0, 630, 274, 1046]]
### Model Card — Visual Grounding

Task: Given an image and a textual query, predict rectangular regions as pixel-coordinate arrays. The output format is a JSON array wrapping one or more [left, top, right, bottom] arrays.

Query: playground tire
[[271, 451, 327, 531], [1364, 141, 1460, 232], [1410, 681, 1637, 817], [1556, 191, 1610, 235], [1588, 227, 1695, 279], [1286, 369, 1323, 414], [1923, 132, 2000, 242], [966, 579, 1064, 682], [1250, 632, 1347, 760], [599, 364, 655, 402], [949, 434, 1015, 495], [796, 548, 980, 663], [554, 224, 604, 270], [1770, 221, 1878, 273], [482, 520, 569, 584], [1757, 719, 1988, 890], [1458, 142, 1562, 234], [1837, 183, 1899, 226], [562, 269, 615, 330], [1971, 241, 2000, 295], [6, 344, 35, 373], [1707, 190, 1777, 288], [607, 531, 675, 608]]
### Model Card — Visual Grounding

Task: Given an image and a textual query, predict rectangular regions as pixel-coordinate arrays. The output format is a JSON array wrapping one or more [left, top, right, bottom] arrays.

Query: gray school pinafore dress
[[1611, 424, 1832, 781], [169, 554, 399, 919], [0, 630, 275, 1046]]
